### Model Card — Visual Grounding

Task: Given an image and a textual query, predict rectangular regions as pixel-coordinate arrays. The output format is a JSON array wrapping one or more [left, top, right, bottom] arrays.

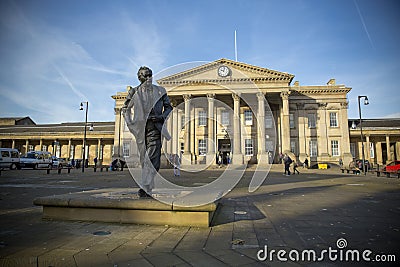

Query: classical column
[[231, 93, 243, 165], [11, 140, 15, 149], [257, 92, 268, 165], [207, 93, 216, 164], [340, 101, 353, 166], [25, 140, 29, 154], [67, 139, 72, 159], [39, 139, 43, 151], [97, 139, 102, 159], [182, 94, 192, 165], [190, 104, 196, 162], [297, 103, 307, 162], [280, 91, 291, 153], [317, 102, 329, 158], [174, 109, 181, 154], [365, 135, 370, 161], [386, 135, 391, 163], [376, 142, 383, 166]]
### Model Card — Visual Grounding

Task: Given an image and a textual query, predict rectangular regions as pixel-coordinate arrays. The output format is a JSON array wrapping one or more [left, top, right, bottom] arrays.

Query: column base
[[181, 153, 192, 166], [231, 153, 243, 165], [342, 152, 354, 168], [298, 153, 307, 163], [257, 153, 270, 166], [206, 153, 216, 166]]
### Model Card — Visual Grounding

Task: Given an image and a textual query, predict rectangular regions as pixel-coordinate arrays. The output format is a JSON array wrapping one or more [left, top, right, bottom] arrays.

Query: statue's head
[[137, 66, 152, 84]]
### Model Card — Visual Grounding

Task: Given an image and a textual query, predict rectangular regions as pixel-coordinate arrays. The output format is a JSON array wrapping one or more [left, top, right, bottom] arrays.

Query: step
[[33, 188, 218, 227]]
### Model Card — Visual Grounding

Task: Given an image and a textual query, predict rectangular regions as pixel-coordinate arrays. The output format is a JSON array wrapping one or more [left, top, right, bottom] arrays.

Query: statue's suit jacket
[[124, 83, 172, 141]]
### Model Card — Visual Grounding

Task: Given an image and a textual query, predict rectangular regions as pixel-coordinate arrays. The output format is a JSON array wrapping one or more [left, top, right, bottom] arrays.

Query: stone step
[[33, 188, 218, 227]]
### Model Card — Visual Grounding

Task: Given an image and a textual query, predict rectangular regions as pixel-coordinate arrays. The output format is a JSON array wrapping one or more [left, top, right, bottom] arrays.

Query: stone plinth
[[33, 188, 218, 227]]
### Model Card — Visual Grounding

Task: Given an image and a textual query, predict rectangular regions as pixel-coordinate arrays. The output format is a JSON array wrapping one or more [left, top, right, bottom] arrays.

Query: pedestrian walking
[[284, 154, 292, 176]]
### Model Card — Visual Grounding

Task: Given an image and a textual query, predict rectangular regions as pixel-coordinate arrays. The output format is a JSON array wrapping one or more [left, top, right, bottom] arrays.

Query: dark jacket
[[123, 83, 172, 140]]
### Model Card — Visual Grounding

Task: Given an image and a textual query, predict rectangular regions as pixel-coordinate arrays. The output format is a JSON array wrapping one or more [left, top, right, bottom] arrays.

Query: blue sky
[[0, 0, 399, 124]]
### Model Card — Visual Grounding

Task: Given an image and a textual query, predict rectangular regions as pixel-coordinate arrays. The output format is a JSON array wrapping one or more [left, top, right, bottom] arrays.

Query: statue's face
[[138, 68, 152, 83]]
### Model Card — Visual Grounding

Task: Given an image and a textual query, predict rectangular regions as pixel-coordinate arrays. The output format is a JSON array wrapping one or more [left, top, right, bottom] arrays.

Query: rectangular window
[[198, 139, 207, 155], [370, 143, 375, 158], [42, 145, 47, 152], [265, 114, 273, 129], [350, 143, 356, 158], [244, 110, 253, 126], [123, 141, 130, 157], [289, 113, 295, 129], [245, 139, 254, 156], [330, 112, 338, 127], [309, 140, 318, 157], [308, 114, 316, 128], [331, 140, 339, 156], [28, 145, 34, 152], [221, 110, 230, 125], [290, 140, 296, 154], [198, 111, 207, 126]]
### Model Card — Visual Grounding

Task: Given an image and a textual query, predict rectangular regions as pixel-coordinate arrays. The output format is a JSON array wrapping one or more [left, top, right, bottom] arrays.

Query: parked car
[[19, 151, 52, 169], [51, 156, 69, 168], [0, 148, 20, 170], [384, 160, 400, 172]]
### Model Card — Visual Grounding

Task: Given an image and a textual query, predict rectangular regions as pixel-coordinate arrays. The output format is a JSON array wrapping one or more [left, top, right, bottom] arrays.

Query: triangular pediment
[[157, 58, 294, 87]]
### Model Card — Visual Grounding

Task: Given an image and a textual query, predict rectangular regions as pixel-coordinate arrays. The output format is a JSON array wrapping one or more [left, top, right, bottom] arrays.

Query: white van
[[0, 148, 20, 170], [19, 151, 52, 169]]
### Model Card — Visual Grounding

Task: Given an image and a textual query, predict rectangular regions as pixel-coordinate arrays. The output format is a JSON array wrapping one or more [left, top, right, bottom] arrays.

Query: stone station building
[[0, 59, 399, 167]]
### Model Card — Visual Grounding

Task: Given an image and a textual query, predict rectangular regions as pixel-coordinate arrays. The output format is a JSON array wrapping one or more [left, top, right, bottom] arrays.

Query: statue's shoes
[[138, 188, 152, 198]]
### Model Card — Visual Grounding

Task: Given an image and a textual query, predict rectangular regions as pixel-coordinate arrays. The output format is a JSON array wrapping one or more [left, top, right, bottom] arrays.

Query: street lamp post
[[357, 95, 369, 175], [80, 102, 93, 173]]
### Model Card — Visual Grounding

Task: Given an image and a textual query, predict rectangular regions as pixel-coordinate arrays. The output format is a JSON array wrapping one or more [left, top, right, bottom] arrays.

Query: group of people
[[280, 152, 309, 176]]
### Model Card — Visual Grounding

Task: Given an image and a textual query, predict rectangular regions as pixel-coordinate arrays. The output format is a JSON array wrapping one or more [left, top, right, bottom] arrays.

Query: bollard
[[68, 167, 71, 174], [94, 167, 97, 172], [47, 168, 51, 174], [58, 168, 62, 174]]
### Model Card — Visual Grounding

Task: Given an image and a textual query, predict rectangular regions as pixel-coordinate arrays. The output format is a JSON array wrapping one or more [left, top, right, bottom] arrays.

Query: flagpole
[[234, 30, 238, 62]]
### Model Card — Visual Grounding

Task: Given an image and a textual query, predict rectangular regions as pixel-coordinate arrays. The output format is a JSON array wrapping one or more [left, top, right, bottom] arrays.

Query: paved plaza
[[0, 165, 399, 266]]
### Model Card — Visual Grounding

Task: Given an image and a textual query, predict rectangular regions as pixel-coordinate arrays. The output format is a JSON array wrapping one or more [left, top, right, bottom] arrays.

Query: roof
[[157, 58, 295, 86], [0, 121, 114, 134], [0, 117, 36, 126], [349, 118, 400, 129]]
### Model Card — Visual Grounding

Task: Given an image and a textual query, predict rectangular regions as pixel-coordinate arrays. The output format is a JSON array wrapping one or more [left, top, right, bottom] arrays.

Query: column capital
[[256, 92, 265, 100], [340, 101, 349, 109], [280, 91, 291, 100], [170, 98, 178, 107], [207, 93, 215, 100], [183, 94, 192, 102], [232, 93, 241, 101], [318, 102, 328, 109]]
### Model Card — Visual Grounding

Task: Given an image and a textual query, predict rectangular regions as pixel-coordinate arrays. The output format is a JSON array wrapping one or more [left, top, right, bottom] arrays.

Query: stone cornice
[[291, 87, 351, 95], [158, 77, 292, 86]]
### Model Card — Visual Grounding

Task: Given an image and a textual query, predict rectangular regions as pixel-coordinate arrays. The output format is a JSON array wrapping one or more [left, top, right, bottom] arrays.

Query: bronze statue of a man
[[123, 66, 172, 198]]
